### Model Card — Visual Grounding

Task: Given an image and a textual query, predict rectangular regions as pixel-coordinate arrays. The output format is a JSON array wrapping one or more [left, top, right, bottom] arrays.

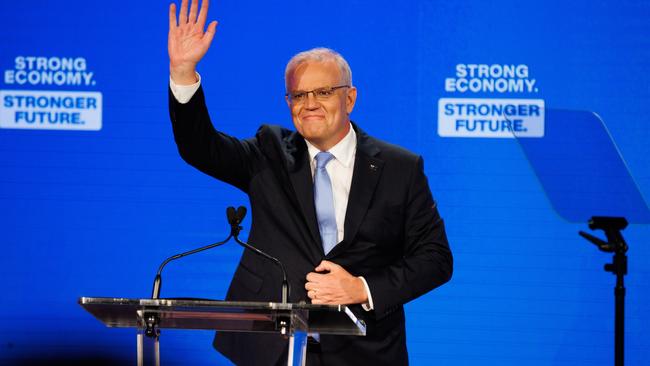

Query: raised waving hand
[[168, 0, 218, 84]]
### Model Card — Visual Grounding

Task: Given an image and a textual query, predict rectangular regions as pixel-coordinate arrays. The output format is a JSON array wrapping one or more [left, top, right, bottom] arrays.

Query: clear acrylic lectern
[[79, 297, 366, 366]]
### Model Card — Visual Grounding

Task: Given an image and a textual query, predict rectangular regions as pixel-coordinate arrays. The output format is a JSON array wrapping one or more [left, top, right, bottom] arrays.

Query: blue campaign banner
[[1, 0, 649, 365]]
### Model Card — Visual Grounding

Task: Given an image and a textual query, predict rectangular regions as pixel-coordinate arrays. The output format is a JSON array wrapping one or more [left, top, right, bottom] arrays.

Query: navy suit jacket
[[169, 86, 452, 365]]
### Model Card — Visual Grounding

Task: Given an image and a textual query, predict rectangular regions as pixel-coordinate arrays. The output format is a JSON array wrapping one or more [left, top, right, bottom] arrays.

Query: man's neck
[[305, 124, 357, 166]]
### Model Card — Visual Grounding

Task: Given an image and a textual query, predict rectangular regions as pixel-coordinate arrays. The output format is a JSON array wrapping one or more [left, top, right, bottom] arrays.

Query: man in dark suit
[[168, 0, 452, 364]]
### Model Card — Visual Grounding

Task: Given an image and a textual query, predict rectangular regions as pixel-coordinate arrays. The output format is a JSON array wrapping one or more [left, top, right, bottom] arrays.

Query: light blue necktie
[[314, 152, 337, 254]]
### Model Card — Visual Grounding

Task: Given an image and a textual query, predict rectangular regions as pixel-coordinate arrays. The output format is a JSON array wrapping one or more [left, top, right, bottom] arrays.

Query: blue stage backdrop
[[1, 0, 649, 365]]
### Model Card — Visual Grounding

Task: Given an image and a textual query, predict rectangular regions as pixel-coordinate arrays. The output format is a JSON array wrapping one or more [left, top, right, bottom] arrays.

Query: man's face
[[285, 60, 357, 151]]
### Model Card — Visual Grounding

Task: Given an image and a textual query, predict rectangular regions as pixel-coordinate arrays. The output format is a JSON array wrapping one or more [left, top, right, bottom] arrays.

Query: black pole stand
[[579, 216, 628, 366]]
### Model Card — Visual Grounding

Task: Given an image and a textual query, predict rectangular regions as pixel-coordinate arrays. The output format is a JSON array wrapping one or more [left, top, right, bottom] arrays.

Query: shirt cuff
[[358, 276, 374, 311], [169, 72, 201, 104]]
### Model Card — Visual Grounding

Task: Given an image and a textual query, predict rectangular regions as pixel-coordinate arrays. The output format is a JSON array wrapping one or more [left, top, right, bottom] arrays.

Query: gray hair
[[284, 47, 353, 91]]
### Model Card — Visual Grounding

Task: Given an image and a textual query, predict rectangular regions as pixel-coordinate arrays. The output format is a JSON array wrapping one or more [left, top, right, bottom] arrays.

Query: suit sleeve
[[168, 86, 263, 192], [363, 156, 453, 319]]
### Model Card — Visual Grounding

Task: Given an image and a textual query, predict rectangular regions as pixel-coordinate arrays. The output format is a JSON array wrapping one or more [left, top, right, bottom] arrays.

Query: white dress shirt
[[170, 74, 374, 310], [304, 128, 356, 245]]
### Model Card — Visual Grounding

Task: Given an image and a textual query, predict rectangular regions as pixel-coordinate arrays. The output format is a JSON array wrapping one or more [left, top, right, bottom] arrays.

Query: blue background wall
[[1, 0, 649, 364]]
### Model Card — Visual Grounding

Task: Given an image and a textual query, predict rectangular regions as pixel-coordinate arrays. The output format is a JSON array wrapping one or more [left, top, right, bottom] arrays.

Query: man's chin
[[301, 132, 323, 142], [297, 125, 325, 138]]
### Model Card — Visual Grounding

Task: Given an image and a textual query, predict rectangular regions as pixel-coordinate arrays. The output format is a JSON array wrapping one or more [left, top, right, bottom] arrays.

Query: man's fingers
[[308, 289, 333, 304], [179, 0, 189, 24], [188, 0, 199, 23], [314, 261, 328, 272], [169, 3, 177, 29], [315, 260, 339, 272], [197, 0, 209, 29], [203, 21, 218, 44], [306, 272, 325, 283]]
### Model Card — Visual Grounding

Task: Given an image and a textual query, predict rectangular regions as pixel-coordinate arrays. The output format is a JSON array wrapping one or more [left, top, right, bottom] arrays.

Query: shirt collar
[[305, 123, 357, 168]]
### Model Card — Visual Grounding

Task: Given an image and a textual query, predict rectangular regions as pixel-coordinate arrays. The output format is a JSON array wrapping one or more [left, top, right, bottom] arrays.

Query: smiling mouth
[[302, 115, 325, 121]]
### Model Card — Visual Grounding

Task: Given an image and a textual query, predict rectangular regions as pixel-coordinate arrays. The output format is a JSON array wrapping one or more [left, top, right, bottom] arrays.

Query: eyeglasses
[[286, 85, 350, 104]]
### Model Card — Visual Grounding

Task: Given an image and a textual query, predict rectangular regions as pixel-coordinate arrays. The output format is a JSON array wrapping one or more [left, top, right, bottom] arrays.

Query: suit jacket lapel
[[329, 124, 383, 258], [284, 132, 324, 256]]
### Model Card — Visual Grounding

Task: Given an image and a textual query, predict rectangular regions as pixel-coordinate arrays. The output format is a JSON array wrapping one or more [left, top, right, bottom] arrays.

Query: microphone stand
[[579, 216, 628, 366], [146, 206, 291, 339], [150, 233, 232, 300], [229, 207, 289, 304]]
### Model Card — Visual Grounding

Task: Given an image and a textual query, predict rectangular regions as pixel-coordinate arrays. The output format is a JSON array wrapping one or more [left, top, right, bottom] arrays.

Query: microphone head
[[226, 206, 237, 225], [236, 206, 247, 223]]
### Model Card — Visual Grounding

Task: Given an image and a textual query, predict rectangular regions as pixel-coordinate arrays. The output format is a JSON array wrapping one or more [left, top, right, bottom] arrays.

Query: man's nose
[[304, 92, 320, 109]]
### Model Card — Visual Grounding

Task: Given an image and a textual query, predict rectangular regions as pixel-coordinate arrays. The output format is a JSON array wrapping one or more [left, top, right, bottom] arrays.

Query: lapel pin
[[369, 163, 378, 171]]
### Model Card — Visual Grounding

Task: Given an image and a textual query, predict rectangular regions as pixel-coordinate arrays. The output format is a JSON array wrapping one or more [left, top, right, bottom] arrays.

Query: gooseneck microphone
[[150, 209, 234, 299], [228, 206, 290, 304], [150, 206, 290, 304]]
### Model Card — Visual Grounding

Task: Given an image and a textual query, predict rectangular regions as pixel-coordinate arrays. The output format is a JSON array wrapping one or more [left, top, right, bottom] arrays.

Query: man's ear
[[346, 86, 357, 114]]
